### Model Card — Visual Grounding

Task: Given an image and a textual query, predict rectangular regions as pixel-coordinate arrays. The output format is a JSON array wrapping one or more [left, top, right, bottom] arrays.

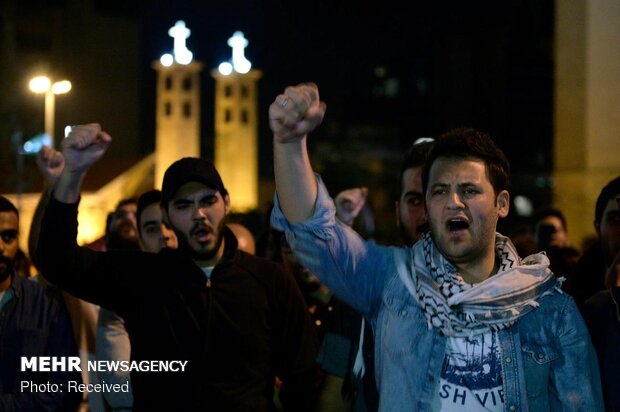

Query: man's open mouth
[[446, 218, 469, 232], [192, 227, 212, 242]]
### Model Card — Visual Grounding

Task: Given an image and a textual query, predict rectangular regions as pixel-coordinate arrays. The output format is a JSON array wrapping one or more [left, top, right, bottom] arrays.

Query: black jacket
[[38, 197, 320, 411], [565, 242, 606, 310], [582, 288, 620, 412], [0, 274, 82, 412]]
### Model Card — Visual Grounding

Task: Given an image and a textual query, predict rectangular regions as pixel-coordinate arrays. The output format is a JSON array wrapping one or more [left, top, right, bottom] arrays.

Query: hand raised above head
[[61, 123, 112, 174], [269, 82, 326, 144], [36, 146, 65, 185]]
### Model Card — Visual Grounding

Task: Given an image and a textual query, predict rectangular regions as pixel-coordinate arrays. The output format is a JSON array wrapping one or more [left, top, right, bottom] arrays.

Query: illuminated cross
[[168, 20, 193, 65], [228, 31, 252, 73]]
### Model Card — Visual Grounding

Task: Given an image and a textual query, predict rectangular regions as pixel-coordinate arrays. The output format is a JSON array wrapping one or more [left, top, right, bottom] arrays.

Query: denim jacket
[[271, 175, 603, 412]]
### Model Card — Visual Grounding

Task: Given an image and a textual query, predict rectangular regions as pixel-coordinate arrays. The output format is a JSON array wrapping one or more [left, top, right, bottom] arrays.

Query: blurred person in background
[[1, 194, 82, 411], [580, 176, 620, 411]]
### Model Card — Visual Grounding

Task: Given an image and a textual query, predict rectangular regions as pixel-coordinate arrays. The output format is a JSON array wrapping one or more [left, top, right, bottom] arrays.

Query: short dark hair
[[0, 195, 18, 217], [595, 176, 620, 226], [395, 139, 434, 200], [115, 198, 137, 212], [421, 127, 510, 196], [532, 207, 568, 231], [137, 190, 162, 235]]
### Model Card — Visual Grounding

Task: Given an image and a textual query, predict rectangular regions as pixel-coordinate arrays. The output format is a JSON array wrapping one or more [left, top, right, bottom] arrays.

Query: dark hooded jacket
[[38, 197, 320, 411]]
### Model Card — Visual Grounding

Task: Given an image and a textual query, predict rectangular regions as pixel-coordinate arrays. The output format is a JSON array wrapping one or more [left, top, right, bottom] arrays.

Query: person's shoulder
[[231, 251, 298, 290], [235, 250, 284, 273], [523, 287, 576, 316], [547, 287, 577, 305], [584, 289, 613, 309], [517, 291, 582, 337], [16, 275, 66, 309]]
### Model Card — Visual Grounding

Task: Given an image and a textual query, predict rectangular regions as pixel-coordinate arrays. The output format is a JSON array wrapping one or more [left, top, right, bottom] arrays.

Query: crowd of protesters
[[0, 83, 618, 412]]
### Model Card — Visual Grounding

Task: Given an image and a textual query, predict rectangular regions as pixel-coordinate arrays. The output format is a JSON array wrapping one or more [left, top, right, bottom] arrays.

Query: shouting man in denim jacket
[[269, 83, 603, 411]]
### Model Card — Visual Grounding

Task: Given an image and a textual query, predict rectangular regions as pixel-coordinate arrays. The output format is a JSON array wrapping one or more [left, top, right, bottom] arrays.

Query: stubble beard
[[177, 221, 226, 263], [0, 255, 13, 283]]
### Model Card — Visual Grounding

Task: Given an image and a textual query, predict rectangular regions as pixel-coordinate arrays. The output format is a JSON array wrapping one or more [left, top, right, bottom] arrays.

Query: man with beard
[[268, 83, 602, 410], [105, 199, 140, 251], [86, 198, 140, 252], [579, 176, 620, 410], [0, 195, 82, 411], [36, 124, 320, 411], [566, 177, 620, 309]]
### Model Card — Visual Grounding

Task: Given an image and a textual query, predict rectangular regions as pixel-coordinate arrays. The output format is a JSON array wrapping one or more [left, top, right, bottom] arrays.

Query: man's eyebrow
[[403, 190, 423, 197], [459, 182, 481, 188], [142, 220, 159, 228], [171, 197, 192, 204]]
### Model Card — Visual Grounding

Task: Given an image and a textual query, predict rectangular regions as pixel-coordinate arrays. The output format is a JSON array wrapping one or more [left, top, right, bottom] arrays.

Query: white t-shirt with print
[[432, 331, 504, 411]]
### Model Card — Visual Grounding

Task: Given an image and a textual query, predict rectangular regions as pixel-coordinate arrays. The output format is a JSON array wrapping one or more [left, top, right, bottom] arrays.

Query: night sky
[[1, 0, 555, 239], [136, 0, 555, 239], [138, 1, 554, 179]]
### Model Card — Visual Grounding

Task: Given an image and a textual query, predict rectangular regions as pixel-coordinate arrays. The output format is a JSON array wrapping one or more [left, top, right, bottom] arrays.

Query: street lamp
[[29, 75, 72, 147]]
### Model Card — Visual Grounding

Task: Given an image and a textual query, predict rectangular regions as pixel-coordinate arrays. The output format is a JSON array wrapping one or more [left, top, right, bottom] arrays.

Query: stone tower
[[211, 32, 262, 212], [554, 0, 620, 245], [152, 21, 203, 189]]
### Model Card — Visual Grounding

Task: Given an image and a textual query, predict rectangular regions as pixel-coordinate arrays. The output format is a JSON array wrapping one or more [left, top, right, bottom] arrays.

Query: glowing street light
[[29, 75, 72, 146]]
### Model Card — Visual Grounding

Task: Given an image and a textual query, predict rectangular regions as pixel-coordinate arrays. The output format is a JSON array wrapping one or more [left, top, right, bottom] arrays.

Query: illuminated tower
[[152, 20, 203, 189], [554, 0, 620, 244], [211, 31, 262, 212]]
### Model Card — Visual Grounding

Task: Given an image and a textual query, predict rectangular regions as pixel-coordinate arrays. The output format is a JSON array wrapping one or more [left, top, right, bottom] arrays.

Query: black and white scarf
[[396, 233, 563, 337]]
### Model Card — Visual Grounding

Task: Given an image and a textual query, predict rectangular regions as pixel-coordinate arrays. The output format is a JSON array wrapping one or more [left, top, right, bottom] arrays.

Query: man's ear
[[224, 194, 231, 215], [497, 190, 510, 218]]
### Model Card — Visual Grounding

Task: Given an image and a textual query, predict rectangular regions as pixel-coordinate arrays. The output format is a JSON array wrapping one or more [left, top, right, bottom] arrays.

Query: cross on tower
[[228, 31, 252, 74], [168, 20, 193, 65]]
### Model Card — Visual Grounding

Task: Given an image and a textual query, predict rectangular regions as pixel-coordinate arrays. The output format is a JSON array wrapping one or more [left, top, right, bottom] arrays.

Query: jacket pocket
[[381, 294, 426, 356], [521, 344, 559, 398]]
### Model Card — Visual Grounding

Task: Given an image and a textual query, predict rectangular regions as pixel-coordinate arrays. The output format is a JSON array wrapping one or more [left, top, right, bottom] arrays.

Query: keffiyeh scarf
[[396, 232, 563, 337]]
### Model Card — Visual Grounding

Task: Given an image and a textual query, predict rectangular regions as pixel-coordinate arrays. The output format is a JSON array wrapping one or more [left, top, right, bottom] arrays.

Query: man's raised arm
[[269, 83, 326, 223], [54, 123, 111, 203], [36, 123, 113, 300]]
